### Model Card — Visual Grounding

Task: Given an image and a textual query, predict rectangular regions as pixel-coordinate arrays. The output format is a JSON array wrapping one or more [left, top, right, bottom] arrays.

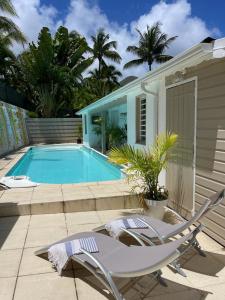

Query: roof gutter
[[77, 42, 213, 115]]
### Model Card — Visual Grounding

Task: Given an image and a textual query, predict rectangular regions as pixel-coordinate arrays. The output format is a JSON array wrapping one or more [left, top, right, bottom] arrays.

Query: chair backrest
[[165, 198, 211, 239], [203, 189, 225, 216], [166, 189, 225, 239]]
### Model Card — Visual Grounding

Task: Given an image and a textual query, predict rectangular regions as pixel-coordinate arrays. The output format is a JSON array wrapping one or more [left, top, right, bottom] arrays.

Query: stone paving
[[0, 209, 225, 300]]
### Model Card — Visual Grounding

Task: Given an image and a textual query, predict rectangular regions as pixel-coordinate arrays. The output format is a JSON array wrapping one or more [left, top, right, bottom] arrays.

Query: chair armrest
[[137, 218, 165, 244]]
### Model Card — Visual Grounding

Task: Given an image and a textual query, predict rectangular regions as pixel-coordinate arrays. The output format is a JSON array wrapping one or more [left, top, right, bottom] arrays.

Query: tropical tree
[[73, 63, 122, 110], [0, 0, 26, 44], [124, 22, 177, 71], [9, 26, 92, 116], [0, 0, 26, 78], [89, 28, 121, 77]]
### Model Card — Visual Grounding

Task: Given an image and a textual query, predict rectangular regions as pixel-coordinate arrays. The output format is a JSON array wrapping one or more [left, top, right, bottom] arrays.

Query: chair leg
[[153, 270, 168, 287], [170, 260, 187, 277], [193, 240, 206, 257]]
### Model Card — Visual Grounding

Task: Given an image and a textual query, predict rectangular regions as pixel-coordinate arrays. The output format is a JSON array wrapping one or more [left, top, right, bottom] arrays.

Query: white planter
[[144, 198, 168, 220]]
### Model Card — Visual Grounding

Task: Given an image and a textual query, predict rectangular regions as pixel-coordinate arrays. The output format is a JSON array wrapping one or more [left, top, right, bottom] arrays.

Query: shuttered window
[[136, 97, 146, 144]]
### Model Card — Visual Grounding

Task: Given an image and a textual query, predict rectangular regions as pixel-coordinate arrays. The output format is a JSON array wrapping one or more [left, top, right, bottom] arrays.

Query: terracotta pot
[[144, 198, 168, 220]]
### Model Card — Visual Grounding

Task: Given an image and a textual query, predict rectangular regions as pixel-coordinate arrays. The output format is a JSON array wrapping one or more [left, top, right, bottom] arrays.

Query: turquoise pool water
[[7, 146, 123, 184]]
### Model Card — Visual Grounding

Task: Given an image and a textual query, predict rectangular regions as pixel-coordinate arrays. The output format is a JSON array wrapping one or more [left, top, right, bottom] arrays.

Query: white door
[[166, 80, 196, 216]]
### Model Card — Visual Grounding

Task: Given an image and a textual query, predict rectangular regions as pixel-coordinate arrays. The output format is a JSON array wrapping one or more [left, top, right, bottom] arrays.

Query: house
[[77, 37, 225, 247]]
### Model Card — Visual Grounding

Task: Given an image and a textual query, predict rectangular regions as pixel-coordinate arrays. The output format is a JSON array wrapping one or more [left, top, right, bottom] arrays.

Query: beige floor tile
[[31, 191, 63, 202], [62, 186, 91, 193], [14, 272, 77, 300], [34, 184, 62, 192], [0, 277, 17, 300], [199, 282, 225, 299], [90, 184, 118, 192], [67, 223, 101, 235], [0, 215, 30, 230], [19, 247, 56, 276], [62, 190, 95, 201], [75, 277, 110, 300], [25, 226, 67, 248], [180, 251, 225, 288], [0, 228, 27, 250], [65, 211, 101, 226], [0, 191, 33, 202], [29, 213, 66, 229], [0, 249, 22, 277], [4, 187, 34, 193]]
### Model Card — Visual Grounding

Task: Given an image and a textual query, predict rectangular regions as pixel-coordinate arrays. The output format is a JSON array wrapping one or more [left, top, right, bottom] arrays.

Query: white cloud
[[11, 0, 57, 53], [11, 0, 221, 77]]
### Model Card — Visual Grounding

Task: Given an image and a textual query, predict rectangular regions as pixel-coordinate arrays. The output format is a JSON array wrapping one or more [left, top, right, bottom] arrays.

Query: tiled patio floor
[[0, 209, 225, 300]]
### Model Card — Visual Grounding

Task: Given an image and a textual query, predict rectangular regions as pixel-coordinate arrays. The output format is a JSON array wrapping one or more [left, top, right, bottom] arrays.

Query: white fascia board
[[77, 42, 213, 115], [213, 37, 225, 58]]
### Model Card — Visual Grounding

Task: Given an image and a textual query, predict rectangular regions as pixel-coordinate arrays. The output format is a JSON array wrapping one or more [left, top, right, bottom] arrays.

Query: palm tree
[[89, 65, 121, 86], [89, 28, 121, 77], [124, 22, 177, 71], [0, 0, 26, 45], [108, 133, 178, 200], [0, 32, 16, 78]]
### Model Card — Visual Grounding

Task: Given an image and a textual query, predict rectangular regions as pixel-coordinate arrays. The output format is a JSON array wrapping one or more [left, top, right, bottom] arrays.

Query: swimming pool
[[6, 145, 124, 184]]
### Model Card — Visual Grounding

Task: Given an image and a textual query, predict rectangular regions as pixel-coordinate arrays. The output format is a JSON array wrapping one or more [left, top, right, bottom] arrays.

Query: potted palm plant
[[108, 133, 178, 219]]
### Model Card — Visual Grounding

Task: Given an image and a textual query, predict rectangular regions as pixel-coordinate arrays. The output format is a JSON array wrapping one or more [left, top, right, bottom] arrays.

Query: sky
[[10, 0, 225, 77]]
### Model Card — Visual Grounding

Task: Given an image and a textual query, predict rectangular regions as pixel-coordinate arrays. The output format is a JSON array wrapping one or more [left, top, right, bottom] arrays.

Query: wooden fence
[[26, 118, 82, 144]]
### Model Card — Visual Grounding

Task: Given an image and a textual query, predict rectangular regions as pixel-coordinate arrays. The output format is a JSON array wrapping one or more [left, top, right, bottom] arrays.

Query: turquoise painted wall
[[0, 101, 29, 156]]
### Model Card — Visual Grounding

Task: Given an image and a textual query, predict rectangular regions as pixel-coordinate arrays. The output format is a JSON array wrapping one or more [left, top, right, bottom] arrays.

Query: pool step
[[0, 190, 140, 217]]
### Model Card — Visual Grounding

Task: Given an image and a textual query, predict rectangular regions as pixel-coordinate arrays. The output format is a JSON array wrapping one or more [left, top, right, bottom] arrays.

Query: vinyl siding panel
[[166, 57, 225, 246]]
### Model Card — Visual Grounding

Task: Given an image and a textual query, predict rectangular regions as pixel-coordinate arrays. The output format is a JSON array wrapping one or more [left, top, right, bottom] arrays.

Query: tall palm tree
[[89, 28, 121, 77], [0, 0, 26, 45], [89, 65, 121, 85], [124, 22, 177, 71], [0, 32, 16, 77]]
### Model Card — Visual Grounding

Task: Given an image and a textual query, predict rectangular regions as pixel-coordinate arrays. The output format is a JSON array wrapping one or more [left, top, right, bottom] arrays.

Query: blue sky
[[12, 0, 224, 77], [41, 0, 225, 35]]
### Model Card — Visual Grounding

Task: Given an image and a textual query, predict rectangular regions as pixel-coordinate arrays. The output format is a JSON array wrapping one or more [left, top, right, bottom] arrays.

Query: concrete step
[[0, 187, 140, 217]]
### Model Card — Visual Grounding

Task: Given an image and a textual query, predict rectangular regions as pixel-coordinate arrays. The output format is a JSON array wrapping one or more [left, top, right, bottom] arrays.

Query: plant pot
[[76, 138, 82, 144], [144, 198, 168, 220]]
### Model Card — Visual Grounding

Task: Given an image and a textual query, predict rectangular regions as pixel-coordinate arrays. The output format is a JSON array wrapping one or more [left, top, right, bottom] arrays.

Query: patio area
[[0, 147, 138, 217], [0, 209, 225, 300]]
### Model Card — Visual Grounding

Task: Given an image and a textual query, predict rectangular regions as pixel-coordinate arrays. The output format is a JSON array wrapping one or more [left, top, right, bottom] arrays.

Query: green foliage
[[8, 26, 92, 117], [124, 22, 177, 71], [89, 28, 121, 75], [106, 124, 127, 149], [0, 0, 26, 79], [108, 133, 178, 200]]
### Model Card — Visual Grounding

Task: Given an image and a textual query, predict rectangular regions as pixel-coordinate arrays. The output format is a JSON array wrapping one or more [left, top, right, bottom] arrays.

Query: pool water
[[7, 146, 123, 184]]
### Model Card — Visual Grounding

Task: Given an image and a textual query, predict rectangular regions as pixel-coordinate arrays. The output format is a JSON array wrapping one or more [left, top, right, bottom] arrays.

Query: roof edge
[[77, 42, 213, 115]]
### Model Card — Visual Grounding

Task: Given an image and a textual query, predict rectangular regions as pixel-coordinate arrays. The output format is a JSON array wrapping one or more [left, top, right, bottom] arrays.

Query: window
[[84, 115, 87, 134], [136, 97, 146, 144]]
